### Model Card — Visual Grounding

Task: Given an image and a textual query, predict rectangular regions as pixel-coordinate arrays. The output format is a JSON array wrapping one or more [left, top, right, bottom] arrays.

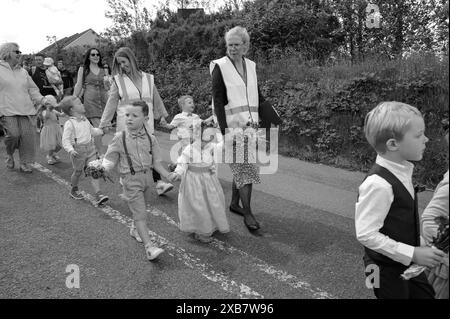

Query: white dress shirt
[[355, 155, 419, 266], [169, 112, 202, 139], [62, 117, 103, 153]]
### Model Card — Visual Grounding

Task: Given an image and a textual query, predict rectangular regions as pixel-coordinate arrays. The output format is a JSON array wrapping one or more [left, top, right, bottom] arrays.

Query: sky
[[0, 0, 194, 54]]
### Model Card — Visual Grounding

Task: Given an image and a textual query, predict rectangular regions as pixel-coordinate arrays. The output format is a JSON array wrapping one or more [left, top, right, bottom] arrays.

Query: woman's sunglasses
[[90, 53, 100, 57], [14, 50, 22, 54]]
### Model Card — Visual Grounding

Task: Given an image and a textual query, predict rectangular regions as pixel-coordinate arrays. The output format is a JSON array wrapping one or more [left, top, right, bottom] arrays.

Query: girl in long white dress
[[169, 126, 229, 243]]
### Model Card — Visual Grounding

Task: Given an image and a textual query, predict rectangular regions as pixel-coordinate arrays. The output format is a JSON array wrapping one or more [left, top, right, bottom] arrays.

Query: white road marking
[[32, 162, 336, 299], [147, 206, 336, 299], [30, 162, 263, 299]]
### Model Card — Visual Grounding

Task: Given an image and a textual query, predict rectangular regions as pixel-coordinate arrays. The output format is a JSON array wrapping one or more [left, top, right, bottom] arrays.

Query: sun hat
[[43, 57, 54, 66]]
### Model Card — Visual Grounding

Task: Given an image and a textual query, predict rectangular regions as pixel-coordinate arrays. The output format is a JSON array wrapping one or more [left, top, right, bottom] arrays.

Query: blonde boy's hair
[[178, 95, 193, 109], [364, 101, 422, 153], [59, 95, 80, 116]]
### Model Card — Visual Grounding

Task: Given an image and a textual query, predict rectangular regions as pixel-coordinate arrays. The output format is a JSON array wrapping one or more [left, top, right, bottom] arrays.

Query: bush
[[146, 53, 448, 187], [258, 53, 449, 187]]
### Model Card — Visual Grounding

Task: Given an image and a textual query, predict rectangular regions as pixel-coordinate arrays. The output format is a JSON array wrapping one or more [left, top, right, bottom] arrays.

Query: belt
[[188, 165, 213, 173], [121, 168, 152, 177], [225, 105, 258, 115], [74, 141, 94, 148]]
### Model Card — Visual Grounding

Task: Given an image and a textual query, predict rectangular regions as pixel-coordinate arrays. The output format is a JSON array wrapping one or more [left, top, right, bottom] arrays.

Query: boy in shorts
[[60, 96, 109, 206], [101, 100, 171, 261]]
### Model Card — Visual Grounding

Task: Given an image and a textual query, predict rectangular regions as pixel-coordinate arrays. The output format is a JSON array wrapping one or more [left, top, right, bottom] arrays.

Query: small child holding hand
[[102, 100, 172, 261], [164, 95, 213, 171], [168, 125, 229, 243], [39, 95, 65, 164], [60, 96, 108, 206], [355, 101, 446, 299]]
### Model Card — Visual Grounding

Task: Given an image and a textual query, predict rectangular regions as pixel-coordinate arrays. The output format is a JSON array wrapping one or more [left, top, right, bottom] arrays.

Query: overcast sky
[[0, 0, 190, 54]]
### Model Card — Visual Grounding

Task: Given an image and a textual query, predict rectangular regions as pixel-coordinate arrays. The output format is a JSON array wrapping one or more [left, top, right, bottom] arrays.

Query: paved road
[[0, 130, 435, 299]]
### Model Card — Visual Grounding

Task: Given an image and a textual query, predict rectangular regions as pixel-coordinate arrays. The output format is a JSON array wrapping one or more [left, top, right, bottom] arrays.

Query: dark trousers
[[370, 264, 435, 299]]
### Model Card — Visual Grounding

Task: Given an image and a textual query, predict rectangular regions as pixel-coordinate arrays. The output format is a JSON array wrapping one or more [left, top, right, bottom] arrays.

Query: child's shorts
[[120, 169, 153, 222], [70, 142, 97, 171]]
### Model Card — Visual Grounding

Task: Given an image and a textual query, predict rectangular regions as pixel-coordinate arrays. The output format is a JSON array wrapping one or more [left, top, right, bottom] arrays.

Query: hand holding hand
[[203, 116, 214, 125], [101, 125, 114, 134], [413, 246, 446, 268], [69, 149, 79, 158], [160, 117, 168, 126], [167, 172, 180, 182]]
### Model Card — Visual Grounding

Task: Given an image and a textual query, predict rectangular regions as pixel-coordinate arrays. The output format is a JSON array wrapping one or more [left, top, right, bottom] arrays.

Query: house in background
[[40, 29, 101, 54]]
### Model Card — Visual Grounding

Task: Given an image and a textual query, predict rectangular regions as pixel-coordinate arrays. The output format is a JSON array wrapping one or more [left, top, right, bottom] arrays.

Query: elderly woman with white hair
[[210, 26, 269, 232], [0, 42, 46, 173]]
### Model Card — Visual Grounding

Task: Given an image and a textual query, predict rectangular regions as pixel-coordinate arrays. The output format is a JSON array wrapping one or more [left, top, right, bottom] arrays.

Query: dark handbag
[[258, 100, 282, 128]]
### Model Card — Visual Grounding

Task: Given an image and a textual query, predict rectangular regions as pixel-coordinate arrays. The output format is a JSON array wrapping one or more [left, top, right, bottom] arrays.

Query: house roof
[[40, 29, 98, 54]]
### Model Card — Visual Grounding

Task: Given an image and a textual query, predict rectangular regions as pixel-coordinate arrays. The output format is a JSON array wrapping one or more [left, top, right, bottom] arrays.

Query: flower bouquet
[[84, 158, 114, 183], [401, 215, 449, 280]]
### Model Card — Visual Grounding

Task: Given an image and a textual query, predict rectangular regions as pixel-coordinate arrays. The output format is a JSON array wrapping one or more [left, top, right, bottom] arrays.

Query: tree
[[329, 0, 450, 60], [103, 0, 152, 43], [242, 0, 343, 62], [45, 35, 63, 59]]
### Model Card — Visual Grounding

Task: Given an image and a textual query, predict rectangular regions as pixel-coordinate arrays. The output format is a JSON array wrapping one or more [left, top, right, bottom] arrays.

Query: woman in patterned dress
[[73, 48, 109, 154]]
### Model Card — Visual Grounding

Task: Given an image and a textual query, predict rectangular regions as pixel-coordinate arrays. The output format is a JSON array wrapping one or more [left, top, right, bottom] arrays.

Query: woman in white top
[[99, 47, 173, 195]]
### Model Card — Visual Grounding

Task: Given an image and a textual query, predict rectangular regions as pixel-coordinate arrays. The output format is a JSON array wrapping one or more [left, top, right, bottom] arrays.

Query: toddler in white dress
[[168, 126, 229, 243]]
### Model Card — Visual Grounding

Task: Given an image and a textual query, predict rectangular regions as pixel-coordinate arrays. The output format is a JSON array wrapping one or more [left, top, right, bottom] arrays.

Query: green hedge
[[149, 53, 449, 187]]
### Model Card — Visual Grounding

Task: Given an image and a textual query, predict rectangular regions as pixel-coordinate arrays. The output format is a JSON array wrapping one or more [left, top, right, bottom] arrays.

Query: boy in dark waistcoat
[[355, 101, 446, 299]]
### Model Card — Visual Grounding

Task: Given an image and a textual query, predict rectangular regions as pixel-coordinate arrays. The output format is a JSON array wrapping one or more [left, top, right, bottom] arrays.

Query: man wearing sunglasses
[[0, 42, 47, 173]]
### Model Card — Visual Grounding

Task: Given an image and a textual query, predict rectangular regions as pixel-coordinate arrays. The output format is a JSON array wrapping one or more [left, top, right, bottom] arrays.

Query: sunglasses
[[14, 50, 22, 54], [90, 53, 100, 57]]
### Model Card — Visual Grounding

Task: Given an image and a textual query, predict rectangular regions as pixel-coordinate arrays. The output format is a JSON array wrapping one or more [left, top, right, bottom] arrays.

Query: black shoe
[[243, 214, 260, 231], [70, 188, 84, 200], [229, 205, 244, 216], [95, 193, 109, 207]]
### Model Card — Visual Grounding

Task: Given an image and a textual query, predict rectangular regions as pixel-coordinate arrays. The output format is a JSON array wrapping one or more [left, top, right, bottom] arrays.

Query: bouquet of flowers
[[84, 158, 114, 183], [401, 215, 449, 280]]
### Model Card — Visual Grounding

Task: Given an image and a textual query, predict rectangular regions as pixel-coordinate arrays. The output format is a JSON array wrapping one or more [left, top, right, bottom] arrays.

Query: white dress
[[174, 138, 229, 236]]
